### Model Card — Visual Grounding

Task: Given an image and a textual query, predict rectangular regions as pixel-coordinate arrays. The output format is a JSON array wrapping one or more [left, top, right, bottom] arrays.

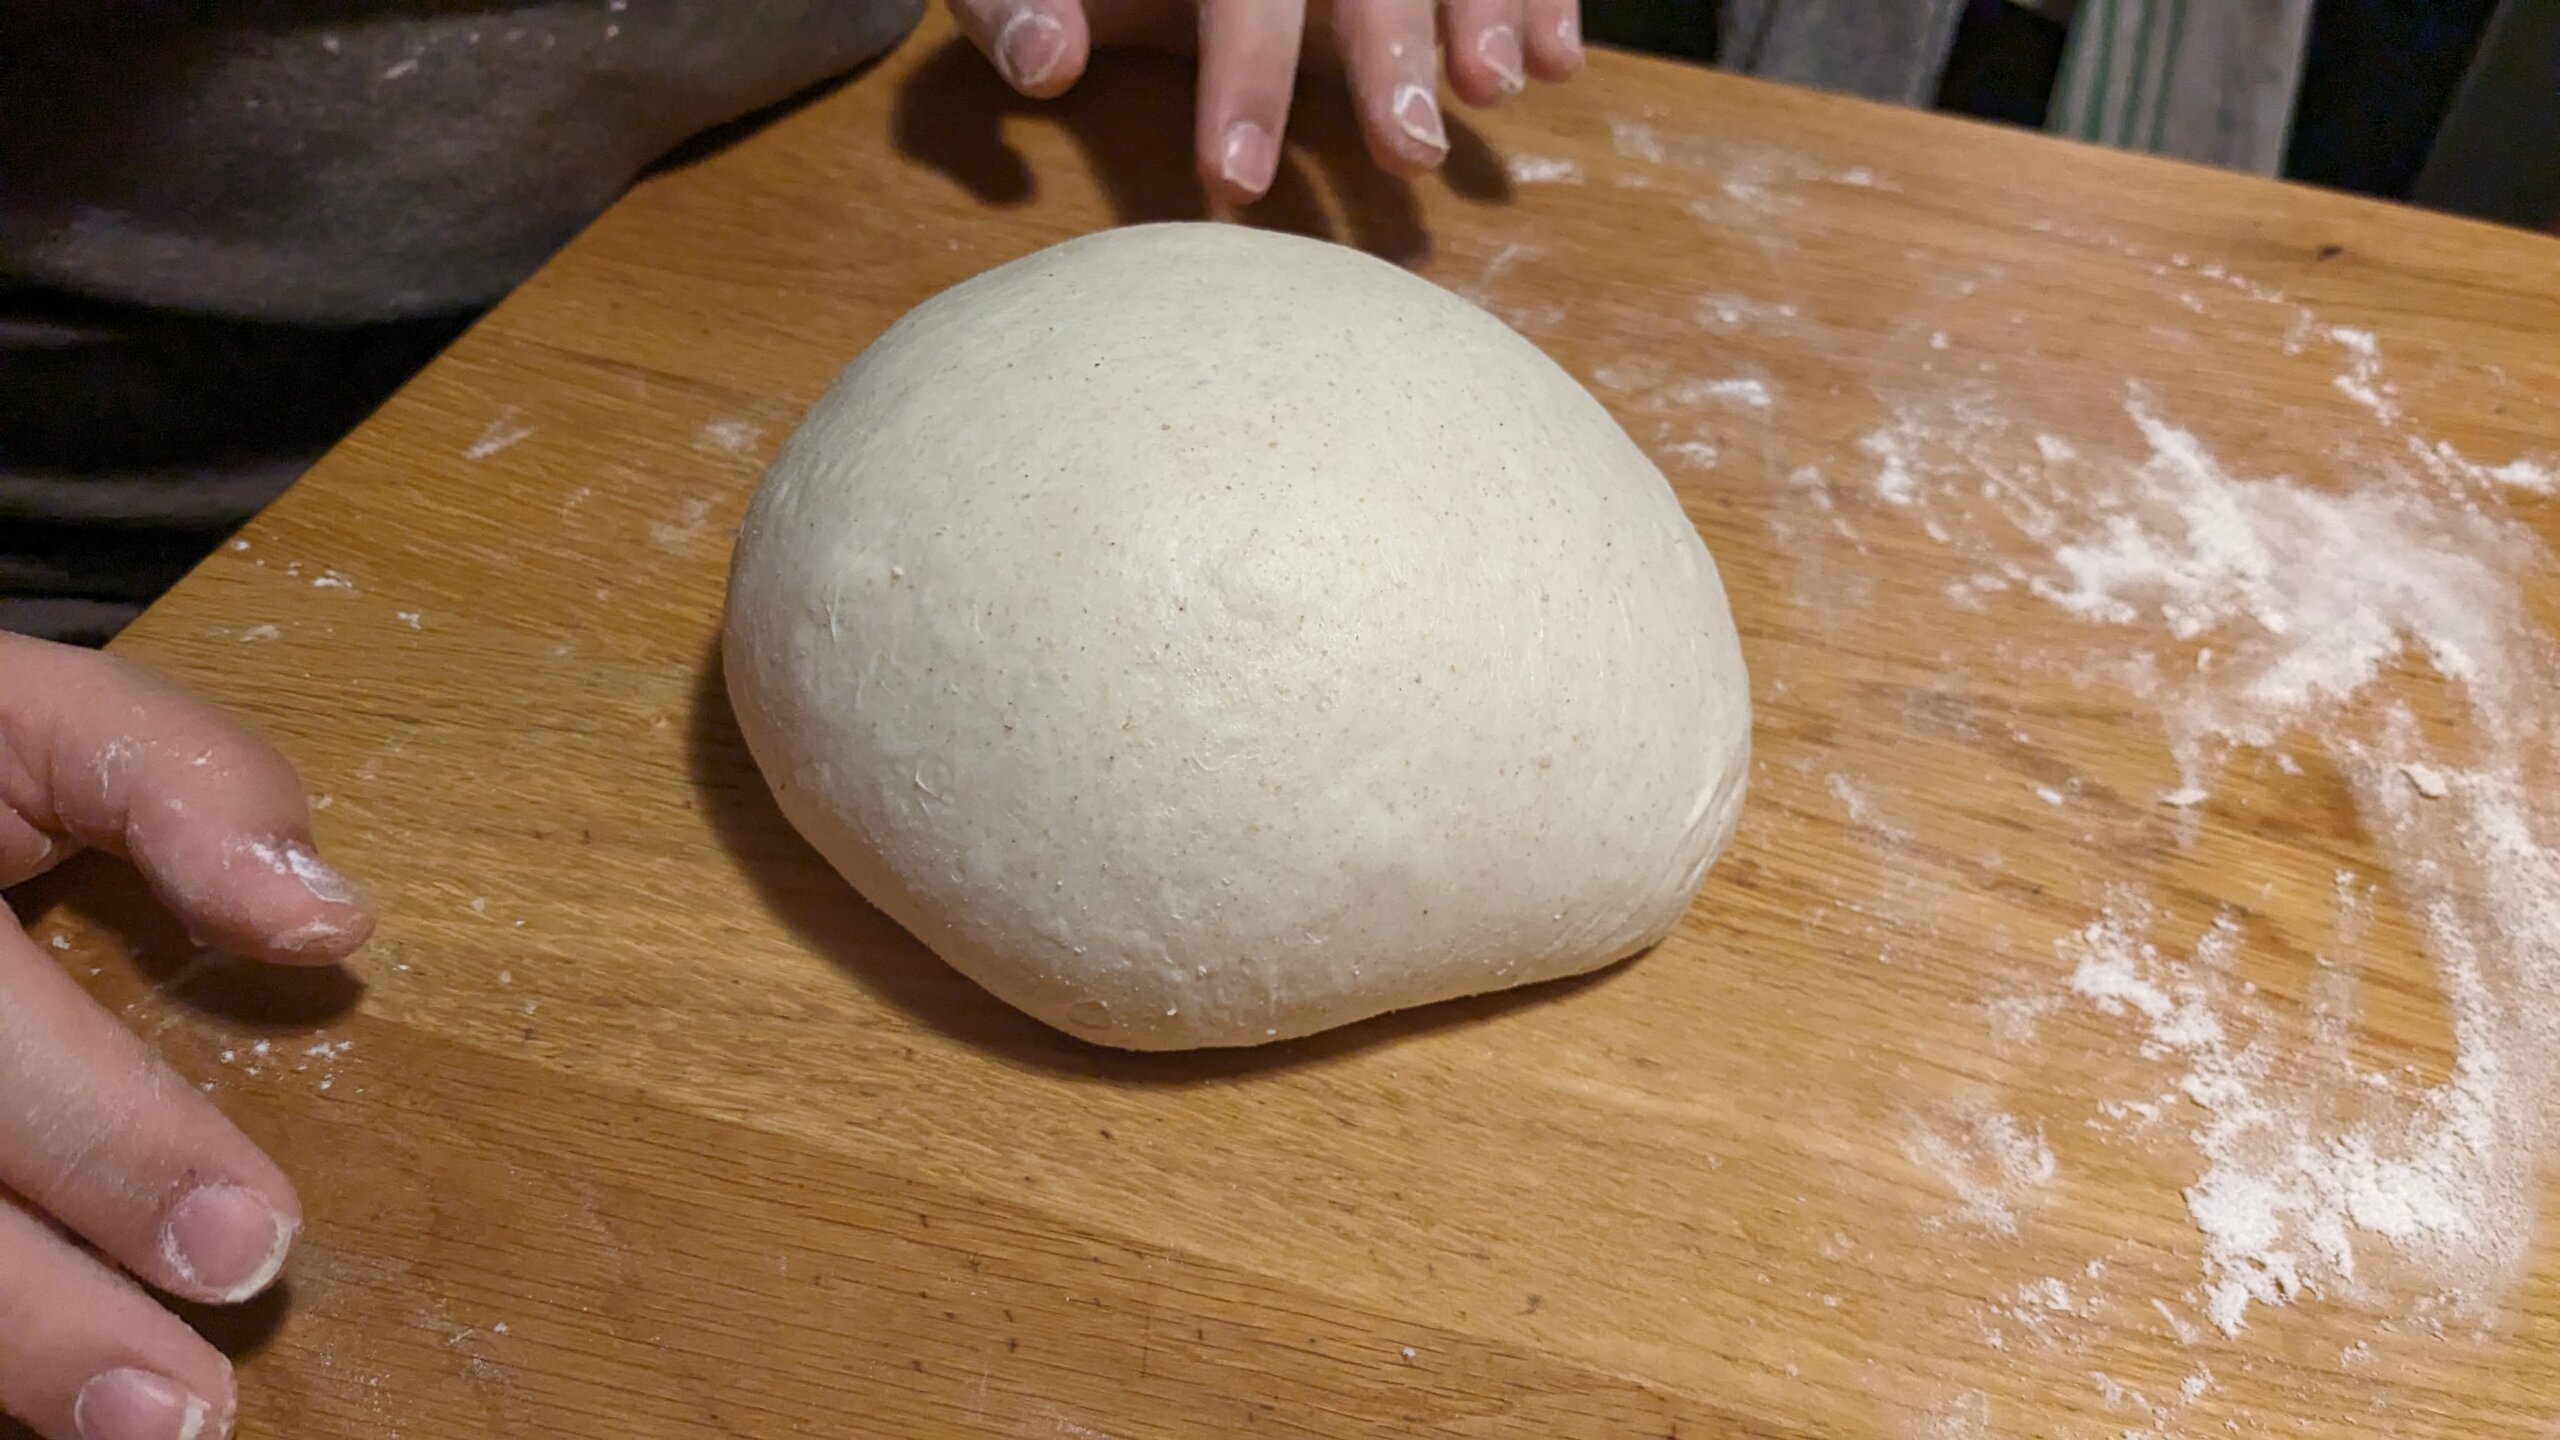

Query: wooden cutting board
[[24, 13, 2560, 1437]]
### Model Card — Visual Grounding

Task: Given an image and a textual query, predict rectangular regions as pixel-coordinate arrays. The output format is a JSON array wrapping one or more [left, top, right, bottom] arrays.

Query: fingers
[[0, 923, 303, 1312], [947, 0, 1092, 98], [1335, 0, 1449, 175], [0, 635, 325, 1439], [0, 633, 372, 966], [1195, 0, 1309, 201], [1520, 0, 1583, 80], [1439, 0, 1526, 107], [0, 804, 62, 888], [0, 1199, 240, 1440]]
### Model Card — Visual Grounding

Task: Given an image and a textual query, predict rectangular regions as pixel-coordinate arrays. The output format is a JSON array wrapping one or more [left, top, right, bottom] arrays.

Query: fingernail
[[281, 841, 357, 906], [993, 10, 1066, 90], [74, 1369, 212, 1440], [270, 916, 362, 955], [1217, 122, 1279, 196], [161, 1184, 296, 1303], [1479, 26, 1525, 93], [1556, 11, 1583, 56], [1392, 84, 1448, 154]]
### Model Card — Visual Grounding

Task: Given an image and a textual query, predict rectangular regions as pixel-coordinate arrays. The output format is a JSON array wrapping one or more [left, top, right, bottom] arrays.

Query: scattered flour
[[1826, 772, 1913, 844], [2016, 1277, 2074, 1313], [1902, 1107, 2057, 1236], [1840, 327, 2559, 1338], [1986, 991, 2059, 1046], [1661, 440, 1721, 470], [696, 418, 762, 455], [1719, 166, 1779, 211], [2411, 436, 2560, 498], [649, 495, 713, 549], [1694, 294, 1802, 330], [2065, 900, 2530, 1336], [2326, 326, 2400, 426], [1462, 241, 1535, 305], [1669, 377, 1774, 413], [1505, 154, 1583, 185], [1609, 121, 1665, 165], [464, 408, 534, 460], [1859, 430, 1918, 507], [2482, 456, 2556, 494], [2027, 390, 2533, 746]]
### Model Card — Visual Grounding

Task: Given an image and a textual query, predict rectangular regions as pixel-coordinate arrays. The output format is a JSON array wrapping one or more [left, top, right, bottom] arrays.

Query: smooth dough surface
[[723, 222, 1750, 1050]]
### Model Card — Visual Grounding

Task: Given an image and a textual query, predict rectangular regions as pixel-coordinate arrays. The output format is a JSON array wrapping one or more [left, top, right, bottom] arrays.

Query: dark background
[[1591, 0, 2538, 221]]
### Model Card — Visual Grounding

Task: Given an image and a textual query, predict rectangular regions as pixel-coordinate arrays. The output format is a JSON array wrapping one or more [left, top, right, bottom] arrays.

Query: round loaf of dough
[[723, 223, 1749, 1050]]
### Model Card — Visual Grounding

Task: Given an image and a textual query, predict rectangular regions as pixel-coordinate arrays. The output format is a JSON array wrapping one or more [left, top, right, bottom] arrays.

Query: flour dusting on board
[[1610, 121, 1666, 165], [696, 417, 763, 455], [1841, 319, 2560, 1335], [1568, 180, 2559, 1373], [464, 406, 534, 460], [1902, 1106, 2057, 1236], [1506, 154, 1584, 185], [2064, 898, 2529, 1336]]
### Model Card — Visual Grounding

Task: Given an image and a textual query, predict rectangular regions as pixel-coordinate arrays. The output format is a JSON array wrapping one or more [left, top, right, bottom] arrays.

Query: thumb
[[1, 632, 373, 965]]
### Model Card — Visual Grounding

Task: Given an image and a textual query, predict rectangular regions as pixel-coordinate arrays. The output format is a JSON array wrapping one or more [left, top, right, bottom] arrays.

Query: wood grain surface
[[21, 12, 2560, 1438]]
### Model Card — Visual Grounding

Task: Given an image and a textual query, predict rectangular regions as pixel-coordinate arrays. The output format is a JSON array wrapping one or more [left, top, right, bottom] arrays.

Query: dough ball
[[722, 223, 1749, 1050]]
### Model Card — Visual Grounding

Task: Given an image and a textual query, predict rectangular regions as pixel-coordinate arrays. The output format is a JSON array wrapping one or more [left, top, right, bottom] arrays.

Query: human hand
[[0, 631, 374, 1440], [949, 0, 1585, 201]]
